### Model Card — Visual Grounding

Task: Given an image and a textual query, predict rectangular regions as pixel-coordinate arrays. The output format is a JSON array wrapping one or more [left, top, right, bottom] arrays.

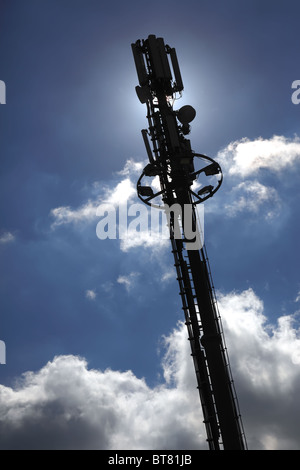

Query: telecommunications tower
[[131, 35, 247, 450]]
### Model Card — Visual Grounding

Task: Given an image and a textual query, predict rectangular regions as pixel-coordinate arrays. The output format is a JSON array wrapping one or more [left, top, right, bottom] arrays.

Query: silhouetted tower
[[131, 35, 247, 450]]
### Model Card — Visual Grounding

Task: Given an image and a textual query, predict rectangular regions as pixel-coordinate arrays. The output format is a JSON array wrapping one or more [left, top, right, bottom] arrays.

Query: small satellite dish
[[177, 105, 196, 124]]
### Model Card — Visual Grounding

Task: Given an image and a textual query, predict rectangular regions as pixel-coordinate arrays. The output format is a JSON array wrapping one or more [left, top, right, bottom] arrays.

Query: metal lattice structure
[[131, 35, 247, 450]]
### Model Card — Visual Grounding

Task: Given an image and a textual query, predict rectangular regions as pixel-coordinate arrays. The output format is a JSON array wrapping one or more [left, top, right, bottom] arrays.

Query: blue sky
[[0, 0, 300, 450]]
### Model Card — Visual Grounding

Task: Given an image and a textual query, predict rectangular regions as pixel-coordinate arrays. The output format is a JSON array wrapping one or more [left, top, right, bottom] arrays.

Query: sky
[[0, 0, 300, 450]]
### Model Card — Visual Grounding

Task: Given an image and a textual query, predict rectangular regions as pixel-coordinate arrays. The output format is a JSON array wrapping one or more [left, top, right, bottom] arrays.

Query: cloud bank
[[1, 289, 300, 450], [224, 180, 280, 219], [210, 134, 300, 220], [50, 134, 300, 237], [217, 135, 300, 177]]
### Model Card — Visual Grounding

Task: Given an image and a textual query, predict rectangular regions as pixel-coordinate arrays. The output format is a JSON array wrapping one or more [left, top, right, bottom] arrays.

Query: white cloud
[[49, 159, 169, 253], [161, 269, 176, 284], [50, 177, 169, 252], [207, 135, 300, 219], [0, 346, 203, 450], [50, 163, 138, 229], [1, 289, 300, 449], [218, 289, 300, 449], [119, 228, 169, 252], [116, 158, 144, 177], [224, 180, 281, 218], [0, 232, 15, 244], [117, 272, 140, 292], [50, 200, 99, 227], [103, 178, 136, 207], [85, 289, 97, 300], [217, 135, 300, 178]]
